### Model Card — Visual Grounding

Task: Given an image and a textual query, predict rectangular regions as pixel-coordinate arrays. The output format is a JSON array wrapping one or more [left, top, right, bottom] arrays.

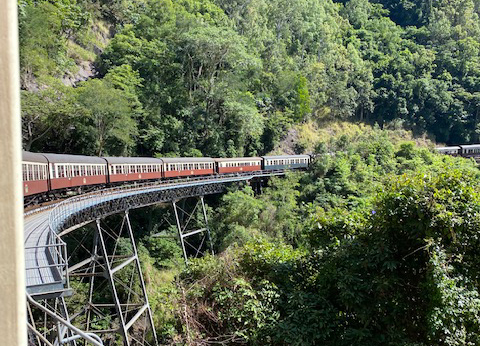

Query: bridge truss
[[25, 172, 279, 345]]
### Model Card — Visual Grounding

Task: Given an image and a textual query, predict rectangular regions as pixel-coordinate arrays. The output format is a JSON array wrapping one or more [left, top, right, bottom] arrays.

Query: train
[[435, 144, 480, 158], [22, 152, 311, 203]]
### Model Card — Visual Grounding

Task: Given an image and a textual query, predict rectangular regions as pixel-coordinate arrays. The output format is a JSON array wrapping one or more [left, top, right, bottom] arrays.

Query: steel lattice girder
[[58, 181, 242, 233]]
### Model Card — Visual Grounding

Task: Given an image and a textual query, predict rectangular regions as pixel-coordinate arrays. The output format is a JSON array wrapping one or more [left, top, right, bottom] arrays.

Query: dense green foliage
[[19, 0, 480, 156], [166, 132, 480, 345]]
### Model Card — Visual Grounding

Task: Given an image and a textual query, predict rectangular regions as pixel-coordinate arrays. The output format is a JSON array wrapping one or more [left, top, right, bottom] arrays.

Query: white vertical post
[[0, 0, 27, 344]]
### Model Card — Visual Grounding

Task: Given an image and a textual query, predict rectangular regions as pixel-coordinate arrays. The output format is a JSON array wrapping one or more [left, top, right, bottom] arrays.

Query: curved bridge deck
[[24, 171, 282, 298]]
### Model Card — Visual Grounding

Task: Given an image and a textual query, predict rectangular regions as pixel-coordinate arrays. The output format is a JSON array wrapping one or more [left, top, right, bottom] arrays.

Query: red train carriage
[[22, 151, 49, 197], [214, 157, 262, 174], [42, 153, 108, 191], [162, 157, 214, 178], [104, 157, 163, 183]]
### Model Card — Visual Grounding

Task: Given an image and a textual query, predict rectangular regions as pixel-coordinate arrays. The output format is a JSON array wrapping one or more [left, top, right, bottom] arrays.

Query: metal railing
[[48, 170, 286, 233], [24, 228, 68, 289], [27, 294, 104, 346]]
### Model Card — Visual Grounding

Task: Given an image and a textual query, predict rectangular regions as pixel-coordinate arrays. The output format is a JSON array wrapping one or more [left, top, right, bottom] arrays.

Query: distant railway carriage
[[162, 157, 215, 178], [262, 155, 310, 170], [435, 146, 461, 156], [42, 153, 108, 191], [22, 151, 49, 196], [104, 157, 163, 183], [214, 157, 262, 174], [460, 144, 480, 157]]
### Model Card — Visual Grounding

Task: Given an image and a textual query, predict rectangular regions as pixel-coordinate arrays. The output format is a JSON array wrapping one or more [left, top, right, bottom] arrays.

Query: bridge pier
[[66, 211, 157, 346], [172, 196, 214, 265]]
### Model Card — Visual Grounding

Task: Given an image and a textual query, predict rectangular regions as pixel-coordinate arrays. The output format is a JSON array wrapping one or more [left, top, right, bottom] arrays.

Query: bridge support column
[[67, 212, 157, 346], [26, 296, 79, 346], [173, 196, 214, 265]]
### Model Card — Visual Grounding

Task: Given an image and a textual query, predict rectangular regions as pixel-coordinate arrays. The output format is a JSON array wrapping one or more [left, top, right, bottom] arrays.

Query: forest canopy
[[18, 0, 480, 156]]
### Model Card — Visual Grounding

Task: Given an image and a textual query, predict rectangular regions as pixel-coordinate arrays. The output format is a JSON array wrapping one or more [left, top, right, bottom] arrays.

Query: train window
[[22, 164, 27, 181]]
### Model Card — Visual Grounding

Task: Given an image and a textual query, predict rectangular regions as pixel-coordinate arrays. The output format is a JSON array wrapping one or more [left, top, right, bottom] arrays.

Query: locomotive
[[22, 152, 310, 203]]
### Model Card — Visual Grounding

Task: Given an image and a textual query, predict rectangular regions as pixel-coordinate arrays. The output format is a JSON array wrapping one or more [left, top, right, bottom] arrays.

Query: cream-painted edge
[[0, 0, 27, 344]]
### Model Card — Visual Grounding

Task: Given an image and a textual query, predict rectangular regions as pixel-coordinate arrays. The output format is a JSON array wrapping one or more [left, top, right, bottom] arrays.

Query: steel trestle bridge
[[24, 171, 284, 346]]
